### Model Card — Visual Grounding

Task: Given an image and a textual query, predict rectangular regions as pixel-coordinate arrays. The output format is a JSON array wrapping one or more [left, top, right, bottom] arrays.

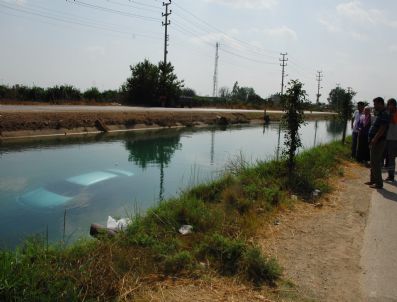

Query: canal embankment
[[0, 138, 354, 302], [0, 107, 335, 139]]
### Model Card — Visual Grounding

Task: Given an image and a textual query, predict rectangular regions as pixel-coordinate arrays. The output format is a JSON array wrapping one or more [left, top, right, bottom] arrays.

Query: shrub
[[200, 234, 245, 275], [188, 176, 234, 203], [242, 247, 282, 286], [163, 251, 194, 274]]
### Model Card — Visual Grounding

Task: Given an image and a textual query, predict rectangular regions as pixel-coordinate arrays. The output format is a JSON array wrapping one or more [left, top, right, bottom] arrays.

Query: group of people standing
[[351, 97, 397, 189]]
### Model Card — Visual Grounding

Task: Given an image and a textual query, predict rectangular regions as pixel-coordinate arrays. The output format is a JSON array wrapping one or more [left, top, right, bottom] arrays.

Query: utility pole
[[316, 71, 323, 104], [279, 53, 288, 96], [212, 42, 219, 97], [162, 0, 172, 65]]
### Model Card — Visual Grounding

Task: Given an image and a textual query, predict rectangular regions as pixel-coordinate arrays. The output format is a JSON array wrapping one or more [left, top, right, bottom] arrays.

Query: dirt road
[[0, 104, 332, 115]]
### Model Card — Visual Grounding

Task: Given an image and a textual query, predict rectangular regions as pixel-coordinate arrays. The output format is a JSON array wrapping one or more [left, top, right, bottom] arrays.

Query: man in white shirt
[[351, 102, 365, 159]]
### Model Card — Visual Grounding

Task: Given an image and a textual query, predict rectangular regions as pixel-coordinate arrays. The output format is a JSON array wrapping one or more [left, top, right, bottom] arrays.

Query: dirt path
[[129, 163, 371, 301], [259, 162, 371, 301]]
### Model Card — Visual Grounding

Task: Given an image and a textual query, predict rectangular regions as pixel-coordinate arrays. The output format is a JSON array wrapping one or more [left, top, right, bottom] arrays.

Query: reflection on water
[[0, 120, 348, 248], [126, 133, 182, 201]]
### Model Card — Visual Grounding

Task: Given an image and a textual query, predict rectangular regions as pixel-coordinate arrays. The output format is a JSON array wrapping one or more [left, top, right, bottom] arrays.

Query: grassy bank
[[0, 139, 350, 301]]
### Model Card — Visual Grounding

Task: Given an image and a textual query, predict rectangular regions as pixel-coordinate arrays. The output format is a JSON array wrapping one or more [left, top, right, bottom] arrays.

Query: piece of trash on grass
[[312, 189, 321, 197], [107, 216, 131, 231], [179, 225, 193, 235], [274, 219, 281, 226], [291, 195, 298, 201]]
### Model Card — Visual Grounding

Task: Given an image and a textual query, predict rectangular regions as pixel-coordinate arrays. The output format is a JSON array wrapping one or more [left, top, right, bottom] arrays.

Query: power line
[[171, 1, 279, 56], [279, 53, 288, 95], [105, 0, 161, 14], [0, 1, 162, 39], [69, 0, 160, 22], [221, 47, 278, 65]]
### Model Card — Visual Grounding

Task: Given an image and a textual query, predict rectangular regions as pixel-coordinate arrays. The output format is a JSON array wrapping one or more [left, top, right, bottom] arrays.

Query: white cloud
[[389, 45, 397, 53], [318, 17, 340, 33], [336, 1, 397, 28], [336, 1, 381, 25], [3, 0, 26, 6], [349, 31, 368, 41], [205, 0, 277, 9], [84, 46, 106, 60], [263, 26, 297, 41], [190, 29, 244, 50]]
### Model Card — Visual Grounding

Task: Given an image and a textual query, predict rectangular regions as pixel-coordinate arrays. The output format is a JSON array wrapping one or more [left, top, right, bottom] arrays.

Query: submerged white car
[[19, 169, 134, 208]]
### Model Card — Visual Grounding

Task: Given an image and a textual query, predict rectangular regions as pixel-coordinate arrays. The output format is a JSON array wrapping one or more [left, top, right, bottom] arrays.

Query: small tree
[[281, 80, 307, 174], [158, 61, 184, 106], [83, 87, 101, 101], [123, 59, 183, 106], [219, 86, 231, 99], [328, 86, 356, 144], [181, 87, 196, 97]]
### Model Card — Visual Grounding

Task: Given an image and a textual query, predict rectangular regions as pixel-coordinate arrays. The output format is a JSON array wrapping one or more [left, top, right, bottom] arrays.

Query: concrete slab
[[361, 178, 397, 301]]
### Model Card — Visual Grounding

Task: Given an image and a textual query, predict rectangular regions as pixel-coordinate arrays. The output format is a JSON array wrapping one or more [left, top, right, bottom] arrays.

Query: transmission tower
[[212, 42, 219, 97], [316, 71, 323, 104], [279, 53, 288, 95], [162, 1, 172, 65]]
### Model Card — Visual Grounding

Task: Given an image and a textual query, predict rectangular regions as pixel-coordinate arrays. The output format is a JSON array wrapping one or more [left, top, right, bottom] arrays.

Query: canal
[[0, 120, 347, 248]]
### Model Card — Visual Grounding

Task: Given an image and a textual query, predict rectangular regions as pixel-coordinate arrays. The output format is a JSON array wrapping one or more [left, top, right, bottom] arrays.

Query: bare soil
[[0, 108, 334, 139], [0, 111, 264, 138], [259, 162, 371, 301], [129, 163, 370, 302]]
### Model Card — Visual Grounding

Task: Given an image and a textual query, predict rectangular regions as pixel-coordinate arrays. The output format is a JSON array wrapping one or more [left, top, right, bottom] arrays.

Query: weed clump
[[242, 247, 282, 287], [188, 176, 234, 203], [163, 251, 195, 275], [200, 234, 245, 275]]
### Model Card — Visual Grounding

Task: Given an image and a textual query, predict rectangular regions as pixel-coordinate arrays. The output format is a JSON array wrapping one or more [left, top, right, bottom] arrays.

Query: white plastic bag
[[107, 216, 131, 231]]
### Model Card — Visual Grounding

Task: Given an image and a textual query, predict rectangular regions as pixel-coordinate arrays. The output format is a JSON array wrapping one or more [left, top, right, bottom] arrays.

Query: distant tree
[[181, 87, 196, 97], [0, 85, 7, 98], [231, 82, 257, 101], [218, 86, 231, 98], [123, 59, 183, 106], [232, 81, 239, 97], [46, 85, 81, 101], [328, 86, 356, 144], [101, 89, 120, 103], [123, 60, 160, 106], [158, 61, 184, 106], [282, 80, 307, 174], [83, 87, 101, 101]]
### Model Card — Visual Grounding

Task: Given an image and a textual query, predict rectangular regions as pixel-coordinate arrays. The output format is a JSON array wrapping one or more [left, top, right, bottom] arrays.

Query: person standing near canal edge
[[351, 102, 365, 159], [366, 97, 389, 189], [385, 98, 397, 182], [356, 106, 372, 163]]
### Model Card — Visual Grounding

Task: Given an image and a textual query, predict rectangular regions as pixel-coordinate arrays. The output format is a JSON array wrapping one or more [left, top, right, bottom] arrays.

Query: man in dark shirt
[[366, 97, 389, 188]]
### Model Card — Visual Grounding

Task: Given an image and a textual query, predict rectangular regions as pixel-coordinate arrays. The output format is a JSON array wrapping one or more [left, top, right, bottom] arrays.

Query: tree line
[[0, 84, 121, 103], [0, 59, 351, 112]]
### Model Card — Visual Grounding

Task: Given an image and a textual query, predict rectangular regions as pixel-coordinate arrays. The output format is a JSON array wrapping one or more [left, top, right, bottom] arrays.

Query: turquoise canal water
[[0, 120, 348, 248]]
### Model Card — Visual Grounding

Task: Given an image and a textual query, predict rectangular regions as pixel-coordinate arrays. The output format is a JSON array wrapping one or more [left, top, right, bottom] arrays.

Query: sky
[[0, 0, 396, 102]]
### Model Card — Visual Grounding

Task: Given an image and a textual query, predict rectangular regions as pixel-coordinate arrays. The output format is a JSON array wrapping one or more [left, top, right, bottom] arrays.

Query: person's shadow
[[378, 182, 397, 203]]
